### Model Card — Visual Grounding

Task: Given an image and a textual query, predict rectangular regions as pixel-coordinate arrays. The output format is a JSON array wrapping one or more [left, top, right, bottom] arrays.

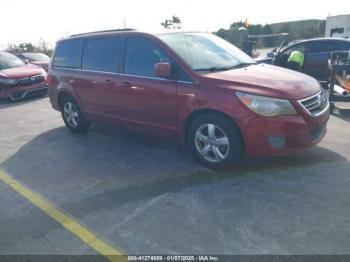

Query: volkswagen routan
[[48, 30, 329, 169]]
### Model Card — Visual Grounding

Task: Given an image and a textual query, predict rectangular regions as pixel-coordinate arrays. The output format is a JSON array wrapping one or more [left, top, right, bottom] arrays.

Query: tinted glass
[[53, 39, 83, 68], [124, 37, 171, 77], [309, 41, 343, 53], [82, 37, 121, 73], [177, 66, 192, 82], [16, 54, 26, 60], [284, 43, 307, 54]]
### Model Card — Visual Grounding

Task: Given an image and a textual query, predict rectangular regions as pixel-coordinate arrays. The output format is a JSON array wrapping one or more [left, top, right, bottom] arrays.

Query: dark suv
[[48, 30, 329, 169], [257, 38, 350, 84]]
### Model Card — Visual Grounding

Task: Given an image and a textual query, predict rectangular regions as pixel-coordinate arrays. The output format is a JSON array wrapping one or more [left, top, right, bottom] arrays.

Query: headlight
[[40, 68, 47, 76], [236, 91, 296, 117], [0, 78, 16, 85]]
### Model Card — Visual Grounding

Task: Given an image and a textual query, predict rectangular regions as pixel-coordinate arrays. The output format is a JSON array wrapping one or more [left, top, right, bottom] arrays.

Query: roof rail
[[70, 28, 135, 37]]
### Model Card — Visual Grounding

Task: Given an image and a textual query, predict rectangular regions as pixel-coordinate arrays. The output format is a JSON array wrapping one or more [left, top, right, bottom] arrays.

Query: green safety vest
[[287, 50, 304, 68]]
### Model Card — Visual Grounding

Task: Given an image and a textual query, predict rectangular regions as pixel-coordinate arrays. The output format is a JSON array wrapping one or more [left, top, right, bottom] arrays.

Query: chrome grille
[[17, 74, 45, 86], [0, 74, 45, 89], [298, 89, 329, 117]]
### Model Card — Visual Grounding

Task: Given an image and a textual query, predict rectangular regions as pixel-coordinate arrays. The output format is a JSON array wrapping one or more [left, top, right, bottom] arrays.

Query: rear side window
[[124, 37, 171, 78], [53, 39, 83, 68], [285, 43, 307, 54], [82, 37, 122, 73], [309, 41, 343, 53]]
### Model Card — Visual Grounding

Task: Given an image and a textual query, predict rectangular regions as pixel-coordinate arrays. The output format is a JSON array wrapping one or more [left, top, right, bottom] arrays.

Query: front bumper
[[0, 83, 48, 101], [240, 106, 330, 157]]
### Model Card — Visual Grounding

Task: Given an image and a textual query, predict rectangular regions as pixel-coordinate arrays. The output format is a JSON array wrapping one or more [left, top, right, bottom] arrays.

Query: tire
[[60, 95, 90, 133], [187, 113, 244, 170]]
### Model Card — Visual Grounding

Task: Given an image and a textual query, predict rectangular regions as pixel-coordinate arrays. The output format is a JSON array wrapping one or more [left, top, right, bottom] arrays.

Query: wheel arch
[[57, 91, 74, 109], [183, 109, 245, 151]]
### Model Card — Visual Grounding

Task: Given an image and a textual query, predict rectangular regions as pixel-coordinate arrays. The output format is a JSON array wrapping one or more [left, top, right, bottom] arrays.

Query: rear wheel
[[187, 113, 243, 169], [60, 96, 90, 133]]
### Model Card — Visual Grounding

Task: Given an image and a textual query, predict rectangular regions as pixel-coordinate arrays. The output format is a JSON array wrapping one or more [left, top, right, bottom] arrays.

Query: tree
[[19, 43, 36, 52], [318, 21, 326, 36], [161, 19, 172, 29], [215, 19, 326, 49], [37, 38, 53, 56], [161, 15, 182, 29], [5, 43, 19, 53], [5, 41, 53, 56]]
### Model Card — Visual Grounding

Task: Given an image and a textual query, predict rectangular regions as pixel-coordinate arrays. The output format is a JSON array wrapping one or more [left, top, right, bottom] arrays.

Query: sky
[[1, 0, 349, 49]]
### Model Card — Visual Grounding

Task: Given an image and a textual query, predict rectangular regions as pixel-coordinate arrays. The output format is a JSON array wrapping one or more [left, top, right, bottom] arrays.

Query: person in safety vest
[[287, 49, 305, 71]]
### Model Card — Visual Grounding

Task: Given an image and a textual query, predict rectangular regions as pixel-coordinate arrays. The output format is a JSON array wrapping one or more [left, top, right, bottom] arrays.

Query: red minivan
[[48, 30, 329, 169]]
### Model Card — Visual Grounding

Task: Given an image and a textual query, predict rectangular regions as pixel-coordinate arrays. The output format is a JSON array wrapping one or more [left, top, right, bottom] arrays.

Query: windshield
[[23, 53, 50, 62], [157, 33, 256, 72], [0, 52, 25, 70]]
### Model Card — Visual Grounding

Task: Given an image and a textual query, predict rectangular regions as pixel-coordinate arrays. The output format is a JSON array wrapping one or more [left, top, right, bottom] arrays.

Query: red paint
[[30, 61, 49, 72], [48, 31, 329, 158], [0, 62, 48, 100]]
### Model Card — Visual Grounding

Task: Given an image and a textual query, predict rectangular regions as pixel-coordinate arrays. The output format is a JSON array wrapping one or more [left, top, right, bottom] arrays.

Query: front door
[[118, 36, 178, 137]]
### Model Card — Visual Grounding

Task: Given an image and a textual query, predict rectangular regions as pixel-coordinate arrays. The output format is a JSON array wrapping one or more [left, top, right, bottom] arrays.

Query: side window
[[124, 37, 171, 78], [177, 66, 192, 82], [309, 41, 342, 53], [17, 54, 25, 60], [82, 37, 122, 73], [53, 39, 83, 68], [308, 42, 322, 53], [278, 43, 306, 66], [287, 43, 307, 54]]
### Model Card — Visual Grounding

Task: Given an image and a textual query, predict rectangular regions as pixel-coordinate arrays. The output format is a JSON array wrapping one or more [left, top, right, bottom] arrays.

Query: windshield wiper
[[194, 63, 256, 72], [194, 66, 233, 72], [229, 62, 256, 69]]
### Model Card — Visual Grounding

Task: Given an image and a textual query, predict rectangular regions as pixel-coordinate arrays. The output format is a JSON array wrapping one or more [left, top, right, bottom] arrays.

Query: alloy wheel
[[63, 101, 79, 128], [194, 123, 230, 162]]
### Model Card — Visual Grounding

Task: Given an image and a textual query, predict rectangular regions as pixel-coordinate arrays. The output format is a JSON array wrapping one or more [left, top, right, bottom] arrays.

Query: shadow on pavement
[[1, 124, 350, 254], [1, 125, 348, 201]]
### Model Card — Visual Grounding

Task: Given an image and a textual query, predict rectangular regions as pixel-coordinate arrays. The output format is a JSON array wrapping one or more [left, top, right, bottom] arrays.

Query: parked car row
[[15, 52, 50, 72], [47, 30, 329, 169]]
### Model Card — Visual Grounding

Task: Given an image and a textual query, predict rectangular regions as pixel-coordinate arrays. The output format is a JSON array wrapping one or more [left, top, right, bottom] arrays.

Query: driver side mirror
[[24, 59, 30, 64], [155, 62, 171, 78]]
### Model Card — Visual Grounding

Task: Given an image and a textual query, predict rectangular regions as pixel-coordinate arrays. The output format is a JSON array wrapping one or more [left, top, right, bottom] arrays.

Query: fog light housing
[[268, 136, 286, 149]]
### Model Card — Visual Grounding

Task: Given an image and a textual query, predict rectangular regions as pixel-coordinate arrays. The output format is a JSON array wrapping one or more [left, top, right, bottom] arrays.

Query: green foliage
[[5, 39, 53, 56], [214, 19, 326, 48], [161, 15, 182, 29]]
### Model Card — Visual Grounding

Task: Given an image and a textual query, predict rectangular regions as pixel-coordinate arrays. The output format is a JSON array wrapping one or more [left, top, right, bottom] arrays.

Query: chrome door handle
[[105, 79, 114, 86], [120, 81, 132, 88]]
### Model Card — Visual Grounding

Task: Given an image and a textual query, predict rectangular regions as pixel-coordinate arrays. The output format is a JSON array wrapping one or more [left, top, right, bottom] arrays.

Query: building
[[326, 14, 350, 38]]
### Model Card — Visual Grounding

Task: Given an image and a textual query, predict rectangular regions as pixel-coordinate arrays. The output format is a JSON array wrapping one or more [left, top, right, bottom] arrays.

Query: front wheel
[[60, 96, 90, 133], [187, 113, 243, 170]]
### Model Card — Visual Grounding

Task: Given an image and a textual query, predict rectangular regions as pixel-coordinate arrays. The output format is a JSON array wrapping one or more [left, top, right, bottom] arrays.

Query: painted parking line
[[0, 169, 126, 262]]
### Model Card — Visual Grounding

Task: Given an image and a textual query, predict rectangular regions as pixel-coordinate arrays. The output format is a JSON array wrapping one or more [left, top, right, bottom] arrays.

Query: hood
[[201, 64, 321, 100], [30, 61, 49, 72], [30, 61, 49, 66], [0, 64, 44, 79]]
